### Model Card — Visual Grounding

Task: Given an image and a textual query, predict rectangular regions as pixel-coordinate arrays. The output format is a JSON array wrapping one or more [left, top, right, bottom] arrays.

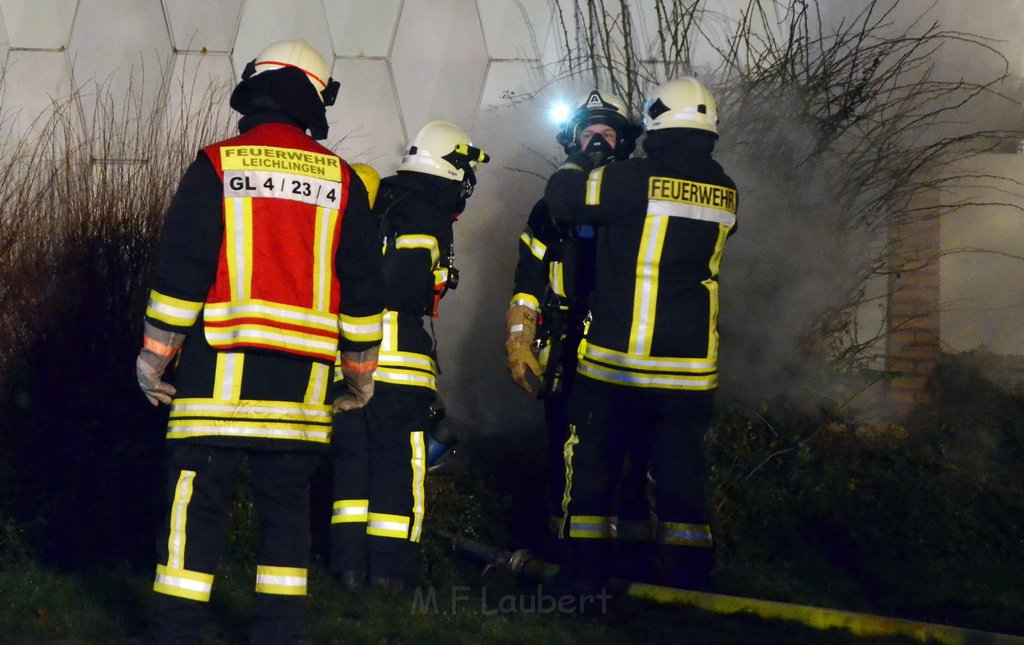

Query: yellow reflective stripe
[[559, 424, 580, 539], [629, 213, 668, 355], [549, 261, 566, 298], [582, 343, 716, 372], [303, 362, 330, 404], [585, 166, 605, 205], [213, 352, 244, 401], [367, 512, 409, 538], [557, 160, 587, 172], [154, 564, 214, 602], [255, 565, 308, 596], [509, 292, 539, 310], [170, 398, 333, 422], [395, 234, 440, 266], [332, 499, 369, 523], [372, 367, 437, 391], [205, 324, 338, 356], [569, 515, 616, 539], [340, 312, 384, 343], [204, 299, 338, 331], [578, 359, 718, 390], [520, 229, 547, 260], [659, 522, 714, 547], [224, 197, 254, 300], [146, 290, 203, 327], [409, 431, 426, 542], [382, 310, 399, 352], [313, 206, 339, 311], [378, 350, 436, 372], [166, 420, 331, 443], [166, 470, 195, 570], [433, 267, 449, 288], [704, 278, 720, 363], [648, 199, 737, 227]]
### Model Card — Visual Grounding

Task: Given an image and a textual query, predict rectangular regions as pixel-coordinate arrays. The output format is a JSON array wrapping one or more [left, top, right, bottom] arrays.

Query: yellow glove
[[505, 304, 542, 393], [333, 346, 379, 412]]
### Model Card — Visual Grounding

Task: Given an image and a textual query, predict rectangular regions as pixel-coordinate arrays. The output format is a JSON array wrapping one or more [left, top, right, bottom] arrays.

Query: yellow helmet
[[244, 40, 340, 105], [644, 77, 718, 135], [399, 121, 490, 186]]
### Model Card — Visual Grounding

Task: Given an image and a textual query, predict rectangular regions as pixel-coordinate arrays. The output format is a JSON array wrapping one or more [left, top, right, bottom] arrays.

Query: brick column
[[886, 193, 942, 412]]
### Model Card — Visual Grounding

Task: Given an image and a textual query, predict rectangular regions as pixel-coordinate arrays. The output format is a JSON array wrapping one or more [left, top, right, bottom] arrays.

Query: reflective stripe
[[367, 512, 409, 538], [578, 359, 717, 390], [409, 431, 426, 542], [146, 290, 203, 327], [204, 323, 338, 360], [520, 229, 547, 260], [559, 425, 580, 539], [585, 166, 605, 205], [340, 312, 384, 343], [549, 261, 565, 298], [332, 499, 369, 523], [213, 352, 244, 401], [154, 564, 214, 602], [166, 421, 331, 443], [629, 213, 668, 355], [659, 522, 714, 547], [204, 299, 338, 331], [372, 368, 437, 391], [167, 470, 195, 570], [378, 351, 436, 372], [569, 515, 615, 539], [312, 206, 339, 311], [509, 292, 539, 310], [255, 565, 308, 596], [168, 397, 332, 443], [303, 362, 330, 404], [170, 398, 333, 422], [395, 234, 440, 266], [225, 197, 254, 300], [582, 343, 716, 372], [648, 198, 737, 227]]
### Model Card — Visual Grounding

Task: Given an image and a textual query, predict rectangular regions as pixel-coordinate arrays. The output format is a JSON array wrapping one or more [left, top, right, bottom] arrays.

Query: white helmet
[[398, 121, 490, 185], [644, 77, 718, 135], [244, 40, 340, 105]]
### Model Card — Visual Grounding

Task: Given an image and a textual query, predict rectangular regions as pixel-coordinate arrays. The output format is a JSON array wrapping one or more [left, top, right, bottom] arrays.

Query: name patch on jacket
[[648, 177, 737, 217], [222, 145, 342, 209]]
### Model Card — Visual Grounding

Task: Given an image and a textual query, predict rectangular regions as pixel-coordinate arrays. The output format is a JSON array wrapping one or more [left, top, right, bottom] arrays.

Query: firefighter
[[544, 77, 738, 591], [504, 90, 654, 574], [133, 40, 383, 643], [330, 121, 489, 590]]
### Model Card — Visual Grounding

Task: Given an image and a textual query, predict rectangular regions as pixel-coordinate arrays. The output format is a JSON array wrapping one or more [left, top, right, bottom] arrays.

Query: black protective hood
[[642, 128, 717, 168], [384, 171, 467, 217], [229, 66, 330, 140]]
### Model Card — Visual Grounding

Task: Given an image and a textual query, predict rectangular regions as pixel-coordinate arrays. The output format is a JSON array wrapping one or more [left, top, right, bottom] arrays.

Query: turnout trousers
[[149, 443, 321, 645], [330, 385, 433, 584], [559, 377, 715, 589]]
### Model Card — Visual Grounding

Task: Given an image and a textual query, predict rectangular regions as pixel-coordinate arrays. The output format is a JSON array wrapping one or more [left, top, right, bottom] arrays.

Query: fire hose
[[430, 528, 1024, 645]]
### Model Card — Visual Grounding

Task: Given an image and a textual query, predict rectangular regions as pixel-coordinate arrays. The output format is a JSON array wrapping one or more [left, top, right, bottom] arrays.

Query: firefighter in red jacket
[[134, 40, 383, 643], [544, 77, 738, 591], [504, 90, 654, 571], [330, 121, 489, 589]]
